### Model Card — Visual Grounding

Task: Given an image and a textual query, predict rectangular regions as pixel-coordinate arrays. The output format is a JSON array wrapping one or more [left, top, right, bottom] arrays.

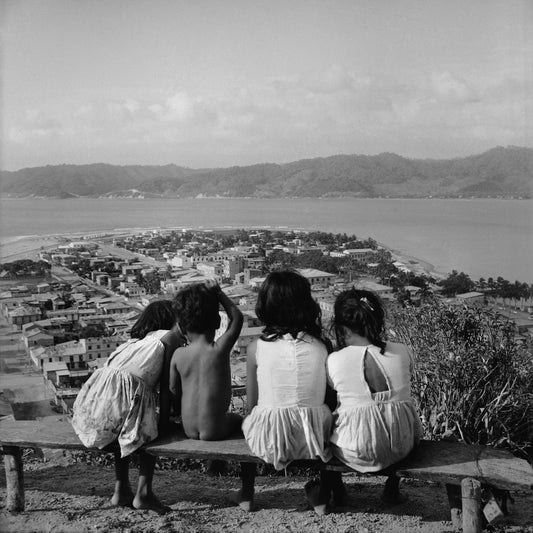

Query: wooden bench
[[1, 416, 532, 533]]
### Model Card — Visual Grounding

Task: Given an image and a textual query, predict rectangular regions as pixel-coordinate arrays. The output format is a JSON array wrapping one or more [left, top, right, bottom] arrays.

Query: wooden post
[[461, 478, 482, 533], [238, 462, 256, 511], [445, 483, 462, 531], [3, 445, 24, 512]]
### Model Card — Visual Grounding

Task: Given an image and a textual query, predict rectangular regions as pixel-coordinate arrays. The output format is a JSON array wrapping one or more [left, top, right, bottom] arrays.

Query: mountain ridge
[[1, 146, 531, 199]]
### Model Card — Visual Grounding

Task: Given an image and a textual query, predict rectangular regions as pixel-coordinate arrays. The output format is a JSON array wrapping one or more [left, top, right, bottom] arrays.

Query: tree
[[439, 270, 474, 296]]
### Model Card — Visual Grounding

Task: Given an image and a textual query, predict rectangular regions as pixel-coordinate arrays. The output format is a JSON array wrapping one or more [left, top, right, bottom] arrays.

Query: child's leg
[[381, 474, 406, 504], [323, 470, 347, 506], [111, 452, 134, 507], [204, 413, 243, 476], [132, 451, 170, 513], [237, 462, 256, 511]]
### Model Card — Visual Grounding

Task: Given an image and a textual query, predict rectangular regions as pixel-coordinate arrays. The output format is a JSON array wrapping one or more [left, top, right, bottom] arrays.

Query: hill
[[1, 146, 531, 199]]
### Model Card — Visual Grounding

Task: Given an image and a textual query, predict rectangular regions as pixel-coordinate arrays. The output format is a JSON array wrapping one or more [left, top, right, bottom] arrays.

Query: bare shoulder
[[247, 338, 258, 357], [385, 341, 412, 357], [171, 345, 194, 367]]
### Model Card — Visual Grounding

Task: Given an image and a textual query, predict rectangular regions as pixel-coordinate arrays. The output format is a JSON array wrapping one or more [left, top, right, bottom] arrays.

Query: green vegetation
[[2, 146, 530, 198], [0, 259, 51, 278], [391, 301, 533, 455]]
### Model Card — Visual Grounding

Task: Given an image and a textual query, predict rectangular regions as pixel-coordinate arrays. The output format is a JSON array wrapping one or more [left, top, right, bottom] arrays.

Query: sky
[[1, 0, 532, 170]]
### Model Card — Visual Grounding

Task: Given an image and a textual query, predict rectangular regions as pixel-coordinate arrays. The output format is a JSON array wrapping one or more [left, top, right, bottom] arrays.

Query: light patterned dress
[[327, 342, 422, 472], [71, 330, 169, 457], [242, 333, 332, 470]]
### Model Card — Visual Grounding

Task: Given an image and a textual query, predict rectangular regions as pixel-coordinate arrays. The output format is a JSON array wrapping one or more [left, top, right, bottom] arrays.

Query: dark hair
[[255, 270, 323, 341], [130, 300, 177, 340], [332, 289, 387, 353], [173, 283, 220, 334]]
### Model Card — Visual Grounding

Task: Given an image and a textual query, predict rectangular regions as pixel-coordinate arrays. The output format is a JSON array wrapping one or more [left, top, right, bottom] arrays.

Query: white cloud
[[430, 71, 480, 104], [4, 63, 532, 168]]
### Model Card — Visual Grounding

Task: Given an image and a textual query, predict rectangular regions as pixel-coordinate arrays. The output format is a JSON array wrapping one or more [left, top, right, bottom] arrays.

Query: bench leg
[[238, 462, 256, 512], [445, 483, 462, 531], [461, 478, 482, 533], [3, 445, 24, 512]]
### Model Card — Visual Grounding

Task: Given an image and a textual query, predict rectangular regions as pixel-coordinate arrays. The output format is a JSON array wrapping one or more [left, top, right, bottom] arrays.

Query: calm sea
[[1, 198, 532, 283]]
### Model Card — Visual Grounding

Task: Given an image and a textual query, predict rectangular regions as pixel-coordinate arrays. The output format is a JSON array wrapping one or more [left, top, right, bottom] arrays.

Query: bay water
[[1, 197, 531, 283]]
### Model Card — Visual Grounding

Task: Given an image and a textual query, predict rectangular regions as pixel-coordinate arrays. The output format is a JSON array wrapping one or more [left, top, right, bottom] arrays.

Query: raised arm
[[208, 282, 243, 354]]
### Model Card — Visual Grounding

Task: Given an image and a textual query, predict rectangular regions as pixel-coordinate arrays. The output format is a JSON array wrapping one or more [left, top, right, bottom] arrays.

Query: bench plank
[[1, 416, 531, 491]]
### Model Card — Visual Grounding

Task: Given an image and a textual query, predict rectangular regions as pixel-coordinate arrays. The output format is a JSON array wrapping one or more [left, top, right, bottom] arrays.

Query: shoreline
[[0, 228, 446, 281]]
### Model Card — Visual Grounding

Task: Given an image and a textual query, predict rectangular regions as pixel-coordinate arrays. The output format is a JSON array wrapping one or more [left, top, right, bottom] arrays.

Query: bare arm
[[245, 339, 258, 414], [158, 334, 182, 433], [210, 283, 243, 355], [169, 350, 182, 417]]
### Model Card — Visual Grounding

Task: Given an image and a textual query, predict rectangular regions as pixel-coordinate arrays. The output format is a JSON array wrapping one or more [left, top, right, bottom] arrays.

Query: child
[[326, 288, 422, 504], [170, 280, 243, 440], [241, 270, 332, 514], [71, 300, 184, 513]]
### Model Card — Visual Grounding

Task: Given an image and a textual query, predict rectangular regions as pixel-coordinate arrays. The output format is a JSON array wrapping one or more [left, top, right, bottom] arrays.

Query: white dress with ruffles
[[242, 333, 332, 470], [71, 330, 169, 457], [327, 342, 422, 472]]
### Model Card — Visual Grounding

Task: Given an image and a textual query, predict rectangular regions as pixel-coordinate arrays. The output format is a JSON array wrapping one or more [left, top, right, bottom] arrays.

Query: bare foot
[[110, 486, 134, 507], [133, 494, 171, 514], [304, 480, 328, 516], [234, 489, 255, 512]]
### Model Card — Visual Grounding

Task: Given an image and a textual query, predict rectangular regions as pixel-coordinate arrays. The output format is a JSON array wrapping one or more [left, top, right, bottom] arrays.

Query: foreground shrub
[[390, 301, 533, 455]]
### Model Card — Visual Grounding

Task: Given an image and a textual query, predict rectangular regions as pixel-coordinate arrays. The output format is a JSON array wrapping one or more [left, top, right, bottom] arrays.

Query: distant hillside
[[1, 146, 531, 199]]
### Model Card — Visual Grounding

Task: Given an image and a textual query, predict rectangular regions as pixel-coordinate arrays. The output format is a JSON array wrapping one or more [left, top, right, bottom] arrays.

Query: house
[[297, 268, 336, 288], [22, 328, 55, 353], [8, 306, 43, 328], [197, 262, 224, 279], [456, 291, 485, 306], [355, 280, 394, 300], [343, 249, 378, 263]]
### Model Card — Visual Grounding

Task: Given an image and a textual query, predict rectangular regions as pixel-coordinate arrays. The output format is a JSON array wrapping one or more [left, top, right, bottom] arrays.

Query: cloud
[[8, 110, 64, 142], [4, 63, 532, 168]]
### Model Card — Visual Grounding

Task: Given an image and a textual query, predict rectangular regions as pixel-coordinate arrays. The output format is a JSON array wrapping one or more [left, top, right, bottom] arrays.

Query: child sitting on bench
[[326, 288, 422, 506], [170, 280, 243, 441], [72, 300, 184, 513]]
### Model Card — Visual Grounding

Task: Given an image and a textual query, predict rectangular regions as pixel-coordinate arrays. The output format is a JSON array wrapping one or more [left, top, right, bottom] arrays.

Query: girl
[[326, 288, 422, 504], [72, 300, 184, 513], [241, 270, 332, 514]]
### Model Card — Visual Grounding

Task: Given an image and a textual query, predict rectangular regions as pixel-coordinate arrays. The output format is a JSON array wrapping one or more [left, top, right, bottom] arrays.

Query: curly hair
[[255, 270, 324, 342], [130, 300, 177, 339], [332, 288, 387, 353], [173, 283, 220, 334]]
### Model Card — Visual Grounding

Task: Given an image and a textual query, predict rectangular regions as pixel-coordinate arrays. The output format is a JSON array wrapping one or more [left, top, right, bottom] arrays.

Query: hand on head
[[204, 279, 221, 293]]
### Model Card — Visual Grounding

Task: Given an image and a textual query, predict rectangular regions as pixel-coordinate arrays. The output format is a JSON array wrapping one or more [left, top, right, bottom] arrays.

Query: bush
[[390, 301, 533, 455]]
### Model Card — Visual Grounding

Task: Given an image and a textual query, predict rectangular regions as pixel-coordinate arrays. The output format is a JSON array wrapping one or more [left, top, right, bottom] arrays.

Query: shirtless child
[[170, 280, 243, 440]]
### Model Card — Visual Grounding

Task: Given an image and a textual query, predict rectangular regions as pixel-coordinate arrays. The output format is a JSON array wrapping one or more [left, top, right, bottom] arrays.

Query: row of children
[[71, 270, 421, 515]]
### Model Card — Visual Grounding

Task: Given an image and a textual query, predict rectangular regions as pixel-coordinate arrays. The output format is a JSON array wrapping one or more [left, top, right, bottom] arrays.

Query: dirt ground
[[1, 455, 532, 533]]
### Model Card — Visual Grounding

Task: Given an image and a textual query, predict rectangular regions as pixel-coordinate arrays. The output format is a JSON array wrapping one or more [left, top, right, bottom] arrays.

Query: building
[[7, 306, 43, 328], [343, 248, 378, 263], [197, 262, 224, 279], [297, 268, 336, 288], [455, 291, 485, 306], [30, 334, 127, 370], [355, 280, 394, 300]]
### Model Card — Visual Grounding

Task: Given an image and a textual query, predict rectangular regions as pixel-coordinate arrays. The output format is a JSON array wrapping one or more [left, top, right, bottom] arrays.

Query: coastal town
[[1, 227, 532, 421]]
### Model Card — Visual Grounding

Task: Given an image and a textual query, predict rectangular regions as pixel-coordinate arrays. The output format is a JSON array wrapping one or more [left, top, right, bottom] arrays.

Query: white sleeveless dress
[[71, 330, 169, 457], [327, 342, 422, 472], [242, 333, 332, 470]]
